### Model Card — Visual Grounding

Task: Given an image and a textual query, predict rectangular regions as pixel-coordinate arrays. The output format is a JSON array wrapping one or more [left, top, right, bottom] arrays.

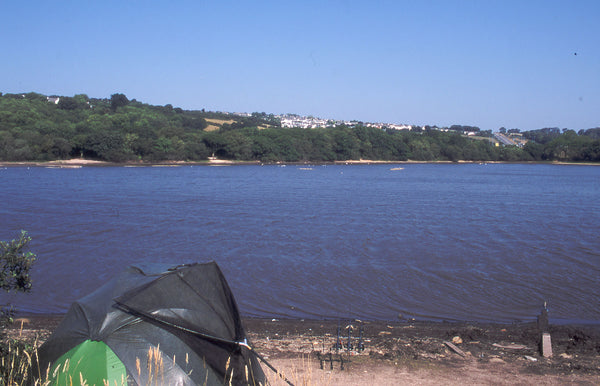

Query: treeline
[[1, 92, 599, 163]]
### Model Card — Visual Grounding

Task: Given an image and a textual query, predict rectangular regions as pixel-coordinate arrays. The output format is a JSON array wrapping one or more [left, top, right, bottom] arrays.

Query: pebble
[[452, 336, 463, 344]]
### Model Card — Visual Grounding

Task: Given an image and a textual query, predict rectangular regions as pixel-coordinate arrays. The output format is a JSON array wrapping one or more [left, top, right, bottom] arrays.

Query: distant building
[[47, 96, 60, 104]]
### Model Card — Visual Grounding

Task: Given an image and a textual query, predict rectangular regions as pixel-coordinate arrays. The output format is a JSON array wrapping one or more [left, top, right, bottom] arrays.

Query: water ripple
[[1, 164, 598, 323]]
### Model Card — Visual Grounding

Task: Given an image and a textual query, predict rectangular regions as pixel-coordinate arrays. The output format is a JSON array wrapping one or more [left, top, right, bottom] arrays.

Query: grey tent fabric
[[33, 262, 265, 385]]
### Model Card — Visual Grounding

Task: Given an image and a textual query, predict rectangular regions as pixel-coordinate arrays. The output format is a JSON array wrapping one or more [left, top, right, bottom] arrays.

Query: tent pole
[[115, 304, 293, 385]]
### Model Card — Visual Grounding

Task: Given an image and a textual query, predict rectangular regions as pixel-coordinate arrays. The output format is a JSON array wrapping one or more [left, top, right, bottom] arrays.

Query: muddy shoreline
[[6, 314, 600, 384], [243, 317, 600, 373]]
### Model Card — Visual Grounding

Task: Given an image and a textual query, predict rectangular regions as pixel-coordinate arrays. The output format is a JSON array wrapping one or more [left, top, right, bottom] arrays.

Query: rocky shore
[[5, 314, 600, 385]]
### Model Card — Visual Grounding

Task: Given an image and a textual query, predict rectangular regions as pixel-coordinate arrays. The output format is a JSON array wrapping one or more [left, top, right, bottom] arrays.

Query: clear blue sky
[[1, 1, 598, 131]]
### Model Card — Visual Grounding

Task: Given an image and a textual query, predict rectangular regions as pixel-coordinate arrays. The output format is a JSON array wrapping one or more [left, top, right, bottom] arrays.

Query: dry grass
[[1, 336, 270, 386], [205, 118, 237, 125], [204, 118, 238, 131], [2, 318, 329, 386], [0, 335, 53, 386], [203, 119, 272, 132]]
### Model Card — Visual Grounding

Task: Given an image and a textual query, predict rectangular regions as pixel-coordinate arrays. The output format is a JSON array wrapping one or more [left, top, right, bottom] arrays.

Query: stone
[[542, 333, 553, 358], [452, 336, 463, 344]]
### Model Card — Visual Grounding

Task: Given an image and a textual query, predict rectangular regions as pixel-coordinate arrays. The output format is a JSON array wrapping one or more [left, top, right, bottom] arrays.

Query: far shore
[[1, 158, 599, 168]]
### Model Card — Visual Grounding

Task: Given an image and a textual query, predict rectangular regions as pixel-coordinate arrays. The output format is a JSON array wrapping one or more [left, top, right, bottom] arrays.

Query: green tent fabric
[[33, 262, 266, 385], [50, 340, 126, 385]]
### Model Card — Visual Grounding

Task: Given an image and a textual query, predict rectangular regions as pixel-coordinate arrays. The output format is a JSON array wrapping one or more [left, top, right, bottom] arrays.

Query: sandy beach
[[2, 158, 597, 169], [5, 315, 600, 385]]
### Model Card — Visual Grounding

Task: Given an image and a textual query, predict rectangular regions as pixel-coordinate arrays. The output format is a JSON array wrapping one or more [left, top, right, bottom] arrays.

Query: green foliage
[[110, 93, 129, 111], [580, 127, 600, 139], [522, 127, 562, 144], [0, 231, 36, 294], [1, 231, 36, 331], [0, 92, 598, 163], [57, 96, 82, 110]]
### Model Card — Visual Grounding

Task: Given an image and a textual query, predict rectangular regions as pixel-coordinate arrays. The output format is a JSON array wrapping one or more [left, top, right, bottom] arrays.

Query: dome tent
[[32, 262, 266, 385]]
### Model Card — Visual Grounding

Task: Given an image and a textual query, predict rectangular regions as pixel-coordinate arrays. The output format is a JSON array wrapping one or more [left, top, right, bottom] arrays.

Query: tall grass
[[0, 335, 54, 386], [1, 340, 32, 385], [0, 338, 271, 386], [3, 322, 324, 386]]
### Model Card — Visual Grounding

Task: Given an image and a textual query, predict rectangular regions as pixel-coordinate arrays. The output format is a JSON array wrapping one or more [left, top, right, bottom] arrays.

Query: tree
[[581, 128, 600, 139], [1, 231, 37, 326], [110, 93, 129, 111], [523, 141, 545, 161], [222, 131, 253, 160], [57, 96, 80, 110], [82, 131, 127, 161], [183, 139, 210, 160], [332, 127, 360, 160]]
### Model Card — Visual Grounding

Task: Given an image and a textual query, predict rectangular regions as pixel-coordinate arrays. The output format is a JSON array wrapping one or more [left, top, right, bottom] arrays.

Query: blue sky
[[1, 1, 598, 131]]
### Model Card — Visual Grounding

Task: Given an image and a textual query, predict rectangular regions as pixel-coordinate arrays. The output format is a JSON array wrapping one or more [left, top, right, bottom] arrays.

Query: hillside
[[1, 92, 598, 163]]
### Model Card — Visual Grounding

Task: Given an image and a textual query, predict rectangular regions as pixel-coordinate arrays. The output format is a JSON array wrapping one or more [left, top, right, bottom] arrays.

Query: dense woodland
[[1, 92, 599, 163]]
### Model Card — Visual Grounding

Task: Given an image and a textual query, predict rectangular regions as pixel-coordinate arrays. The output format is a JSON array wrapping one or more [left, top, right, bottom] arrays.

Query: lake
[[1, 163, 599, 324]]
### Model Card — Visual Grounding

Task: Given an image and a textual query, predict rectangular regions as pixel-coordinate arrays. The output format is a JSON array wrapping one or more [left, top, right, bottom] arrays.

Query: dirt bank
[[5, 315, 600, 385]]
